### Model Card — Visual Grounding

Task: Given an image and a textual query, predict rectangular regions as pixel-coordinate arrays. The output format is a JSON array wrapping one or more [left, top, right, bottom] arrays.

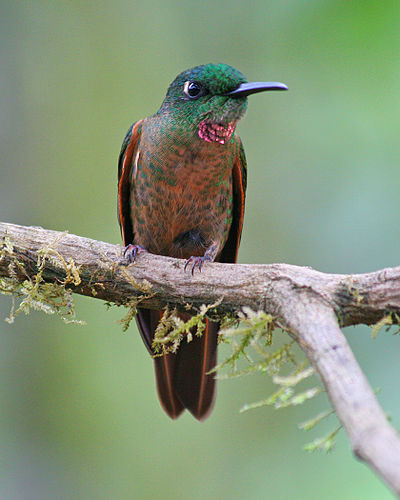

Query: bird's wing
[[219, 137, 247, 263], [117, 120, 143, 245]]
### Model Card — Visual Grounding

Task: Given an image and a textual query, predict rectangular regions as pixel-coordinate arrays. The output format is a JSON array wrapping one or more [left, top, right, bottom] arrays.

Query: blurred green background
[[1, 1, 400, 499]]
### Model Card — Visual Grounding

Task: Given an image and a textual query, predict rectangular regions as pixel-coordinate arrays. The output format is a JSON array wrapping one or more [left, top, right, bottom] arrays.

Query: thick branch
[[1, 222, 400, 495], [1, 223, 399, 325]]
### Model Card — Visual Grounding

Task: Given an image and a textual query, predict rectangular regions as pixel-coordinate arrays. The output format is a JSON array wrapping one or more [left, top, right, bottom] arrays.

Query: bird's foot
[[184, 254, 212, 275], [123, 244, 147, 263]]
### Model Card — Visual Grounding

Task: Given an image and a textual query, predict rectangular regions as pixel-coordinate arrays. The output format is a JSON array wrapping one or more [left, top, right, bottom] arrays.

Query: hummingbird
[[117, 63, 287, 420]]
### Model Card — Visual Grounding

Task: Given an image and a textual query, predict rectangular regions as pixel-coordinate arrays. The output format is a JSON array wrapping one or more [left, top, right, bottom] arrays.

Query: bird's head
[[159, 63, 287, 145]]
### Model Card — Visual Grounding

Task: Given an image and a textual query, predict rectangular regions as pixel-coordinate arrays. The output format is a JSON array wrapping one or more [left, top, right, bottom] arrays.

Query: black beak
[[224, 81, 288, 98]]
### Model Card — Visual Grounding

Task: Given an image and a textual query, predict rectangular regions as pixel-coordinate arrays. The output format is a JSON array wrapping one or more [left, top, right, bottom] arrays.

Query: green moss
[[371, 312, 400, 339], [152, 299, 222, 355], [302, 427, 342, 453], [214, 306, 343, 453], [0, 235, 84, 324]]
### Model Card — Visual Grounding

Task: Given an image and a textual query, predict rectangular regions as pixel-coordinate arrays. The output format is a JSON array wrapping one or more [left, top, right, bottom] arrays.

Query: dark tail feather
[[175, 319, 219, 420], [154, 352, 185, 419], [136, 308, 184, 419], [136, 309, 218, 420]]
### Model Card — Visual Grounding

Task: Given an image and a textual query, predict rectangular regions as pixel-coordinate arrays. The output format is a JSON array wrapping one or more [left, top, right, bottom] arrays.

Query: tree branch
[[1, 222, 400, 496]]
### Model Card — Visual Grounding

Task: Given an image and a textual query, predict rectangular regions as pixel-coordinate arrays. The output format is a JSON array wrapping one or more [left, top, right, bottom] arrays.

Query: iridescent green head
[[158, 63, 287, 145]]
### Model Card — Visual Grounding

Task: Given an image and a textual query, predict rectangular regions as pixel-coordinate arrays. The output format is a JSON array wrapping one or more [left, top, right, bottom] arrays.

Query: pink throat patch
[[198, 121, 236, 145]]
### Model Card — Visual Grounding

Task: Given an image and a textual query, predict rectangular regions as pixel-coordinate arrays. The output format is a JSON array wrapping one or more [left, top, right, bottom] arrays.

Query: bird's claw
[[123, 244, 147, 263], [184, 255, 212, 275]]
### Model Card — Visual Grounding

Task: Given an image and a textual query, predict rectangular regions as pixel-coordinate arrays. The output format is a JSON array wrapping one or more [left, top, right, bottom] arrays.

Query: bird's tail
[[136, 308, 218, 420]]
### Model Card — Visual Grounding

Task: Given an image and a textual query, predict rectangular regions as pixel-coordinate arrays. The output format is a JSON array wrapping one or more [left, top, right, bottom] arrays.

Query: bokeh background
[[1, 2, 400, 499]]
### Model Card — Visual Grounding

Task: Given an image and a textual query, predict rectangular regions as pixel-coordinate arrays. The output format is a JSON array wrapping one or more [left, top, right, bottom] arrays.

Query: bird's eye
[[183, 81, 205, 99]]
